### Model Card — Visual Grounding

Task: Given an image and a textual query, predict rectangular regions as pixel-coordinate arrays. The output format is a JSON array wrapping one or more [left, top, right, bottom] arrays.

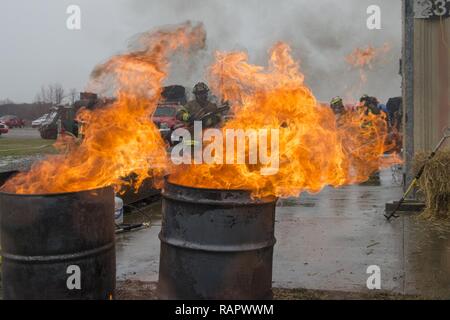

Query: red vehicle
[[152, 85, 187, 145], [0, 122, 9, 135], [152, 104, 183, 144], [0, 115, 25, 128], [152, 104, 182, 129]]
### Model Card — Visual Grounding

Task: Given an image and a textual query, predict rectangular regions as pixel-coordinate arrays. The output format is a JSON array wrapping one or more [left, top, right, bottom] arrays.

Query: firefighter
[[359, 94, 381, 116], [176, 82, 222, 129], [175, 82, 223, 155], [330, 96, 346, 116]]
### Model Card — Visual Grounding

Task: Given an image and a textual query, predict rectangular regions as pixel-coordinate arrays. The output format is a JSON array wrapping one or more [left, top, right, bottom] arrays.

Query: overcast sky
[[0, 0, 402, 103]]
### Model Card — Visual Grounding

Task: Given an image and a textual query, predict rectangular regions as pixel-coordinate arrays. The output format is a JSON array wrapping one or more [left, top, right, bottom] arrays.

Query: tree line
[[0, 83, 78, 121], [34, 83, 78, 105]]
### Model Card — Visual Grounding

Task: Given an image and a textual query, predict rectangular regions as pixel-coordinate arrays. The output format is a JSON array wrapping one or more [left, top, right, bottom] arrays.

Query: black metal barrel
[[0, 171, 116, 300], [158, 178, 277, 300]]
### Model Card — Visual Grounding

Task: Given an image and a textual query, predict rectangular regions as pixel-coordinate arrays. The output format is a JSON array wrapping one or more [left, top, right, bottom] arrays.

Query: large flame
[[1, 26, 400, 197], [170, 42, 401, 198], [1, 22, 206, 194]]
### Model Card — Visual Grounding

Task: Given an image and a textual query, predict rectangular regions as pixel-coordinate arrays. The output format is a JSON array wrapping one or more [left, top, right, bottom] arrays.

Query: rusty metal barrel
[[0, 171, 116, 300], [158, 178, 277, 300]]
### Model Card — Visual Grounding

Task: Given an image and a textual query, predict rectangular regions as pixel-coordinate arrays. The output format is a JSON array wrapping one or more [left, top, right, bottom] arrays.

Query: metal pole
[[403, 0, 415, 197], [386, 127, 450, 220]]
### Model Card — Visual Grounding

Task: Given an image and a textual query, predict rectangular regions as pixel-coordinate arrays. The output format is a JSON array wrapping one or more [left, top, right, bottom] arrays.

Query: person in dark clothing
[[176, 82, 222, 129], [359, 94, 381, 116], [330, 96, 346, 116]]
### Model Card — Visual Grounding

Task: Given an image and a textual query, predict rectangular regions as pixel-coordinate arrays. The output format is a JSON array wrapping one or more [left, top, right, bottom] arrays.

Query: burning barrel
[[0, 171, 116, 300], [158, 178, 277, 300]]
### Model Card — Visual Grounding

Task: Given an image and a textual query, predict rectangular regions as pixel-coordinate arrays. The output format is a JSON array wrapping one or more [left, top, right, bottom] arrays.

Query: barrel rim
[[164, 176, 278, 204], [166, 175, 272, 194], [0, 183, 114, 198]]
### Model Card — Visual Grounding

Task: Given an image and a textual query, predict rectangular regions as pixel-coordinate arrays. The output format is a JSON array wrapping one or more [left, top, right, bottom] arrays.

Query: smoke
[[87, 21, 207, 98], [126, 0, 401, 103]]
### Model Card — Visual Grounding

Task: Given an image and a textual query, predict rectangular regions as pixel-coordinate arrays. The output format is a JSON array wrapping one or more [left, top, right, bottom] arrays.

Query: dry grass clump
[[413, 150, 450, 220]]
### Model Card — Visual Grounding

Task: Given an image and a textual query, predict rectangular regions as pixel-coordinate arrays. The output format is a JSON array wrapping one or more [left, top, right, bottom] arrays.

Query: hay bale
[[413, 150, 450, 219]]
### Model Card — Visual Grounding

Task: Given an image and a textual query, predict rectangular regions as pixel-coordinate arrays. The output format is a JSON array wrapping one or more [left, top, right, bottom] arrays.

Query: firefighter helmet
[[193, 82, 209, 94], [331, 96, 343, 106], [360, 94, 370, 103]]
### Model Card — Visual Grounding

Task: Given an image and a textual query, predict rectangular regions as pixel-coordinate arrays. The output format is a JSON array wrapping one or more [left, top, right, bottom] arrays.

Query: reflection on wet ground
[[116, 169, 450, 298]]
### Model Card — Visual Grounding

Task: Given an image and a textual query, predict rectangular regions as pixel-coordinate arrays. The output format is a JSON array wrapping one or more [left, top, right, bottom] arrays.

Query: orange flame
[[346, 43, 390, 69], [170, 42, 401, 198], [344, 43, 391, 100], [1, 27, 400, 198], [1, 22, 206, 194]]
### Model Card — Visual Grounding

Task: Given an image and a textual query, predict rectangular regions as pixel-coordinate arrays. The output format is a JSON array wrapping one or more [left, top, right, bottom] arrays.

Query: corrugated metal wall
[[413, 17, 450, 151]]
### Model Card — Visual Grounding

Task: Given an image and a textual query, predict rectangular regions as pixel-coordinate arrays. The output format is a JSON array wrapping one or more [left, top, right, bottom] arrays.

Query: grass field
[[0, 138, 56, 157]]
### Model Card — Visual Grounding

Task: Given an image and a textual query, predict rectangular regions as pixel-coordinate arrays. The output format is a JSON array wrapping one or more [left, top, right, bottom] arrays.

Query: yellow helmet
[[331, 96, 343, 106]]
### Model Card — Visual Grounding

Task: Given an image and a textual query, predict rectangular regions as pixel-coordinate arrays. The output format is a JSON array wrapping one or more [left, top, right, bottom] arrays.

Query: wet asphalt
[[1, 132, 449, 298], [116, 169, 450, 298]]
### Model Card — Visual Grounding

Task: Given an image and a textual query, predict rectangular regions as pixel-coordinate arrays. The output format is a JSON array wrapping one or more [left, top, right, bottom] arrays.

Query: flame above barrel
[[1, 22, 206, 194], [1, 23, 401, 198], [170, 42, 401, 197]]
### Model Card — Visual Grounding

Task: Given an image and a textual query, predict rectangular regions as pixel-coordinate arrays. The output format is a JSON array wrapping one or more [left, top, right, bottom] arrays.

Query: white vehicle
[[0, 122, 9, 135], [31, 114, 49, 128]]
